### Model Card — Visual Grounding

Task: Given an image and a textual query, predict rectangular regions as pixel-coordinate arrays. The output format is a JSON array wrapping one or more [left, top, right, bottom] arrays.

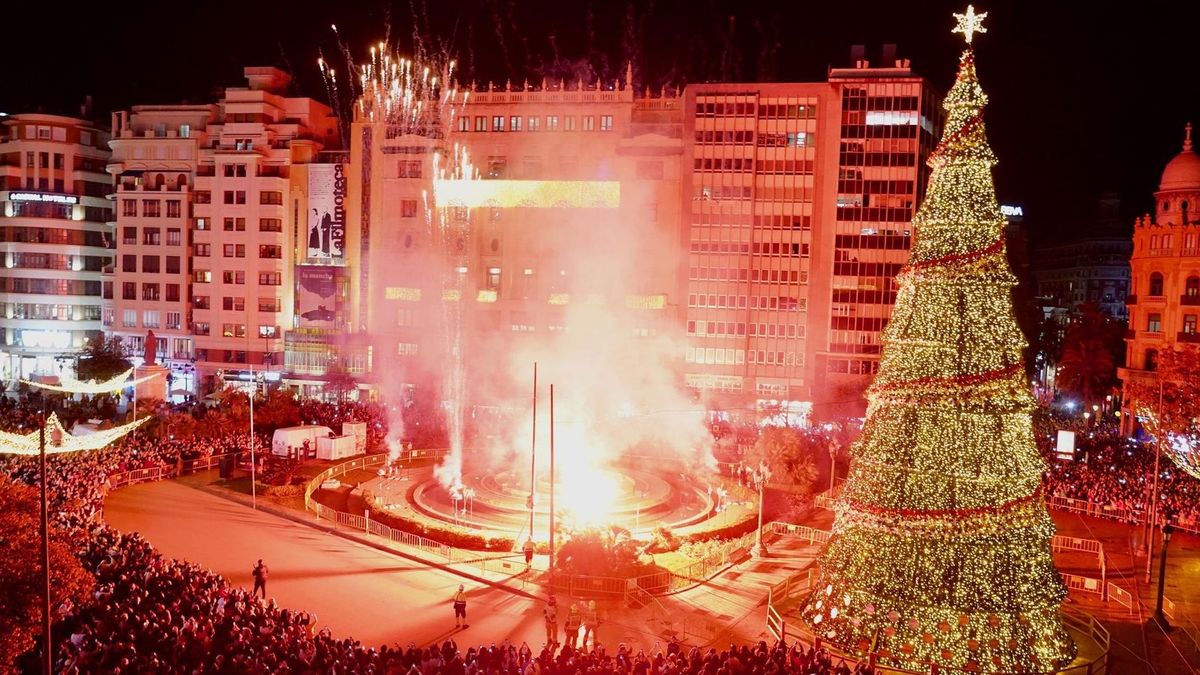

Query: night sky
[[4, 1, 1197, 242]]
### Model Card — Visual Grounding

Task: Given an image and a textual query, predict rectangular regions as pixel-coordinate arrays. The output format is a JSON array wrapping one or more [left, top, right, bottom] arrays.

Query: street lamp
[[749, 461, 772, 558], [1152, 524, 1175, 629]]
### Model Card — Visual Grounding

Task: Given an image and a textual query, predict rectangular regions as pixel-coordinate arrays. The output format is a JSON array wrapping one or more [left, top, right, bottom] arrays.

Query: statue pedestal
[[134, 364, 169, 403]]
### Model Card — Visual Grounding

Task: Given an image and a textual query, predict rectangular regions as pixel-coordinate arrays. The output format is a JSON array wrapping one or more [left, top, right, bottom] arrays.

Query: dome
[[1159, 122, 1200, 192]]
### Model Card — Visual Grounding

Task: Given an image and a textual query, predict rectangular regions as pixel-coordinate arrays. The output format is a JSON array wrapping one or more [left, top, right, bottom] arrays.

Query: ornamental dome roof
[[1160, 122, 1200, 192]]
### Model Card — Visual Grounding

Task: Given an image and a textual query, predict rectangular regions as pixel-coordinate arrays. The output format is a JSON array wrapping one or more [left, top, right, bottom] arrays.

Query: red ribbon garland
[[926, 113, 982, 166], [872, 363, 1022, 394], [906, 237, 1005, 272], [847, 485, 1043, 520]]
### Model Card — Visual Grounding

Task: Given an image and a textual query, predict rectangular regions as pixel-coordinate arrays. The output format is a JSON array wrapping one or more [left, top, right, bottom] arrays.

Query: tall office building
[[682, 47, 941, 418], [108, 67, 338, 395], [0, 114, 111, 379]]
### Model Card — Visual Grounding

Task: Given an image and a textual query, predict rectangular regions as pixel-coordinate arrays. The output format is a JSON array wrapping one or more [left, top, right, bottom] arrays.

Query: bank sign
[[307, 164, 346, 259]]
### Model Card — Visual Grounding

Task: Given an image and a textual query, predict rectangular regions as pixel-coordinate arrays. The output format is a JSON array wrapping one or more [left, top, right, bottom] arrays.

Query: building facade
[[0, 114, 111, 379], [108, 67, 338, 396], [682, 53, 941, 417], [1120, 123, 1200, 429], [1032, 237, 1131, 320]]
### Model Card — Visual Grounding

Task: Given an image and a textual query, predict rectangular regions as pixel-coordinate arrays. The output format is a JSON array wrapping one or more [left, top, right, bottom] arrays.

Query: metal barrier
[[1048, 494, 1200, 536], [769, 521, 832, 545], [766, 603, 786, 643], [1060, 573, 1105, 597], [106, 451, 240, 489], [1052, 534, 1107, 588], [1164, 596, 1178, 622], [1105, 583, 1135, 615]]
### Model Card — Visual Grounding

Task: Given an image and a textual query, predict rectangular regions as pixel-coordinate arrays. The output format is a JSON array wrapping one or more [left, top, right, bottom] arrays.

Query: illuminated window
[[527, 116, 540, 131], [1147, 313, 1162, 333], [401, 199, 418, 218], [565, 116, 576, 131], [457, 116, 470, 132], [546, 116, 559, 131], [1184, 315, 1197, 334], [1149, 273, 1164, 296], [582, 116, 595, 131], [600, 115, 613, 131], [475, 116, 487, 132], [492, 116, 505, 132], [510, 116, 522, 132]]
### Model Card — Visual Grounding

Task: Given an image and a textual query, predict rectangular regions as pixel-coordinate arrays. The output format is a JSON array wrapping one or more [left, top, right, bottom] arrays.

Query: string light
[[0, 413, 148, 456], [799, 10, 1077, 671], [22, 368, 157, 396]]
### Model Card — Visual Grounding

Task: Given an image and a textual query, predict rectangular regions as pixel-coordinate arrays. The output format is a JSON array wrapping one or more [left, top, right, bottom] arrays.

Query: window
[[527, 116, 540, 132], [166, 256, 180, 274], [259, 245, 282, 259], [142, 283, 160, 301], [122, 227, 137, 245], [166, 228, 182, 246], [1147, 313, 1162, 333], [492, 116, 505, 131], [457, 116, 470, 132], [222, 324, 247, 338], [122, 255, 137, 273], [1185, 315, 1198, 335], [194, 296, 210, 310], [143, 228, 161, 245], [143, 311, 161, 328], [180, 124, 190, 138], [223, 244, 246, 257], [122, 310, 137, 328], [122, 200, 137, 217], [260, 191, 283, 205], [194, 270, 211, 283], [142, 256, 160, 273], [194, 322, 210, 336], [223, 164, 247, 178], [1149, 272, 1164, 296], [1145, 348, 1159, 371], [166, 312, 182, 330], [510, 116, 523, 132], [142, 200, 161, 217], [222, 297, 245, 311], [487, 156, 507, 179], [121, 282, 136, 300], [223, 271, 245, 284], [166, 200, 181, 218], [259, 218, 282, 232], [401, 199, 418, 218], [397, 161, 422, 178], [600, 115, 613, 131], [475, 116, 487, 132], [1186, 276, 1200, 297], [259, 272, 282, 286], [565, 116, 576, 131], [165, 284, 180, 302], [223, 191, 246, 204], [259, 298, 280, 312], [582, 116, 595, 131], [194, 244, 211, 257], [195, 217, 209, 230], [546, 116, 559, 131], [39, 152, 49, 168], [259, 325, 278, 338]]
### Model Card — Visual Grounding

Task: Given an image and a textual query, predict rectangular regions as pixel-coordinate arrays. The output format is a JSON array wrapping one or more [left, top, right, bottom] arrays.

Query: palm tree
[[1056, 303, 1122, 405]]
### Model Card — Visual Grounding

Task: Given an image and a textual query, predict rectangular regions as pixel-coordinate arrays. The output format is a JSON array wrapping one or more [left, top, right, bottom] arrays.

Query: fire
[[558, 461, 621, 527]]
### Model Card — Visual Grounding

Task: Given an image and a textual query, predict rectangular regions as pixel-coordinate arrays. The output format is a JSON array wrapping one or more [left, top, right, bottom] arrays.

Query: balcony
[[1182, 294, 1200, 306], [1179, 332, 1200, 344], [1125, 295, 1137, 306]]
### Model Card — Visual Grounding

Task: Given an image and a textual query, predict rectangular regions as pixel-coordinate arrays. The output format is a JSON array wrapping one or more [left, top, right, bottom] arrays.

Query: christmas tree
[[799, 7, 1077, 672]]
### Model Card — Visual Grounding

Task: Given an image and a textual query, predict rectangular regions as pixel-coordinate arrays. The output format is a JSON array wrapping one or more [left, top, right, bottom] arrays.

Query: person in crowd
[[252, 558, 269, 599], [543, 595, 559, 647]]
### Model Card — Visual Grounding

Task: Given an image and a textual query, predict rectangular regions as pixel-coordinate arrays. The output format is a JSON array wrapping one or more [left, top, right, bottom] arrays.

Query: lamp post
[[38, 403, 52, 675], [1153, 524, 1175, 629], [1146, 378, 1166, 580], [750, 461, 772, 558]]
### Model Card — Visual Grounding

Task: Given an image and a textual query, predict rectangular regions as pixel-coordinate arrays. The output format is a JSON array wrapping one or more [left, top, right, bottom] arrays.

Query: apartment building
[[108, 67, 338, 395], [0, 114, 111, 379], [1120, 123, 1200, 431]]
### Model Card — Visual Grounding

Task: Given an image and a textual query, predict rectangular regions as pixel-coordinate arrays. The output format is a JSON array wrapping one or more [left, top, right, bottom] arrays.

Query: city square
[[1, 1, 1199, 673]]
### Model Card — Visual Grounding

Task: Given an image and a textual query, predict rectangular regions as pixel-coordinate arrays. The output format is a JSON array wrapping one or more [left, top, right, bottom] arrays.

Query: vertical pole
[[549, 383, 555, 572], [530, 362, 537, 540], [1153, 528, 1171, 625], [249, 362, 257, 510], [1146, 378, 1164, 582], [39, 407, 52, 675]]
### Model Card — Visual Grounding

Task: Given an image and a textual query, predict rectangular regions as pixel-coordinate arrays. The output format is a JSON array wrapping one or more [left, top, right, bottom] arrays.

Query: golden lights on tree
[[798, 8, 1077, 671]]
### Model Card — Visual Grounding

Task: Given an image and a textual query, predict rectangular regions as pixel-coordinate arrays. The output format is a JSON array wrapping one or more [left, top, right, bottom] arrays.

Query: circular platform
[[364, 458, 720, 537]]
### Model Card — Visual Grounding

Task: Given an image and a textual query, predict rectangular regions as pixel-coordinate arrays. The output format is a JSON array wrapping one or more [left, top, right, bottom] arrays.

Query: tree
[[1055, 303, 1123, 405], [74, 335, 133, 383], [324, 363, 358, 404], [745, 427, 819, 492], [1125, 344, 1200, 479], [799, 40, 1075, 671], [0, 475, 94, 672]]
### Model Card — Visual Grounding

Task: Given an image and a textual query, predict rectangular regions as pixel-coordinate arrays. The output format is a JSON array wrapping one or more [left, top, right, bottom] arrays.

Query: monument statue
[[145, 330, 157, 366]]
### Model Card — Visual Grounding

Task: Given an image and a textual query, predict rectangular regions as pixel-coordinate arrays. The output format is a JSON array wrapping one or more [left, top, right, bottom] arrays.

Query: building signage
[[296, 265, 344, 329], [306, 164, 346, 259], [10, 192, 78, 205], [1000, 205, 1024, 217]]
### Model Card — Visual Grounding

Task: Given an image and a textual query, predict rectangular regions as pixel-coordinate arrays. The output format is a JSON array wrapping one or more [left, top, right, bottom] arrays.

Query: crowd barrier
[[1105, 583, 1135, 615], [1048, 494, 1200, 536], [106, 451, 239, 489]]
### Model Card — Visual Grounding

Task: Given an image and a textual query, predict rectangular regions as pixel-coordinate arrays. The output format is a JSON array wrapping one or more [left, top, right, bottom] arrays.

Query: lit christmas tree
[[799, 7, 1077, 671]]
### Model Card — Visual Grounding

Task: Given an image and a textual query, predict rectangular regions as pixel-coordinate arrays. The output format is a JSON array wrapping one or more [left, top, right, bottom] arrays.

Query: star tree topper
[[952, 4, 988, 44]]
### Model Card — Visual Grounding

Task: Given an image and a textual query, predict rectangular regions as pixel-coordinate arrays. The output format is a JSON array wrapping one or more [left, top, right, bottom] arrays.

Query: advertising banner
[[307, 164, 346, 259], [297, 265, 344, 329]]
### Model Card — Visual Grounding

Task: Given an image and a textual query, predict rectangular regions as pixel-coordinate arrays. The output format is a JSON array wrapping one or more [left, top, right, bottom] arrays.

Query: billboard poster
[[307, 164, 347, 259], [297, 265, 344, 329]]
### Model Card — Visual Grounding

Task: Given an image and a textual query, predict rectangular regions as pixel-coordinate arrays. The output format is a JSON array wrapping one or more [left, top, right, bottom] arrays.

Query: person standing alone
[[453, 584, 469, 628], [252, 559, 268, 599]]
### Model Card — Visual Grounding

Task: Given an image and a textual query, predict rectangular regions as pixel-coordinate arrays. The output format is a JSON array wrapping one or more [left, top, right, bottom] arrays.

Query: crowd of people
[[0, 395, 875, 674], [1037, 413, 1200, 530]]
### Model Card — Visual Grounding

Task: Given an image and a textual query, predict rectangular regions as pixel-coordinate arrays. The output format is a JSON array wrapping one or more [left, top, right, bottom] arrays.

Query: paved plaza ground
[[105, 476, 1200, 672]]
